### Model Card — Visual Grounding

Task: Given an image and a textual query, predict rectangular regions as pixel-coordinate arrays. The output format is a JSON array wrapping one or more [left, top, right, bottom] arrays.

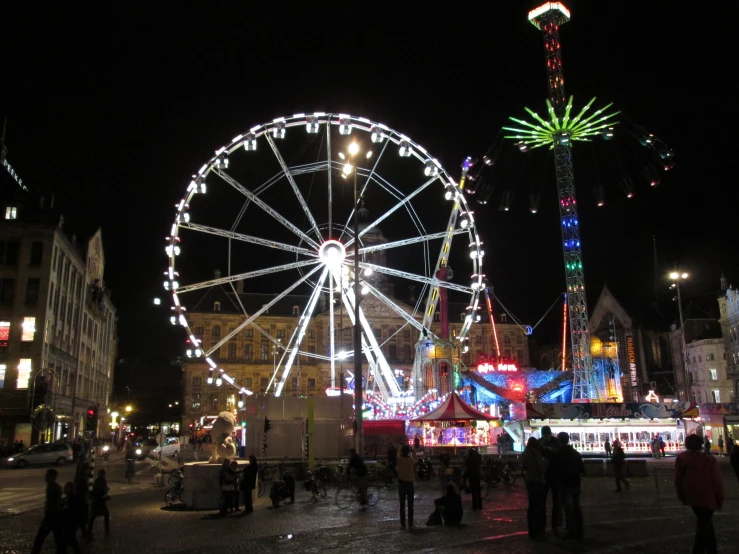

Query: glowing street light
[[669, 270, 690, 401]]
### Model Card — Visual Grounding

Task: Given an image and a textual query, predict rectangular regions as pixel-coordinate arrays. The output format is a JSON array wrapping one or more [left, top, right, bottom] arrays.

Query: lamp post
[[341, 141, 372, 455], [670, 271, 690, 401]]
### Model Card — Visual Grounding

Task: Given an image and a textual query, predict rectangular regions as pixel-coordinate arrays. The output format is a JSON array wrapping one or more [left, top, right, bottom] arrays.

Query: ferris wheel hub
[[318, 239, 347, 268]]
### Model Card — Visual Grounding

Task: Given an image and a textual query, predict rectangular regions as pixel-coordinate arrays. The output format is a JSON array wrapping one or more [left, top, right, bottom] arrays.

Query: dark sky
[[1, 1, 736, 360]]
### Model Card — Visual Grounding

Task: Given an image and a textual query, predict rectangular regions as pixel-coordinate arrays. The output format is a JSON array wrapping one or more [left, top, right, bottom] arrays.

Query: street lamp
[[339, 141, 372, 455], [670, 271, 690, 400]]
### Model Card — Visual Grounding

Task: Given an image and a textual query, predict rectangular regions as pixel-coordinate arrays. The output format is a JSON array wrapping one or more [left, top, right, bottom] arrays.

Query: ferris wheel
[[165, 112, 484, 401]]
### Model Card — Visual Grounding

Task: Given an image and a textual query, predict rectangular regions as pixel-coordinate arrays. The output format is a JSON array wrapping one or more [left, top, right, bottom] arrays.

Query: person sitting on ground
[[434, 483, 464, 526]]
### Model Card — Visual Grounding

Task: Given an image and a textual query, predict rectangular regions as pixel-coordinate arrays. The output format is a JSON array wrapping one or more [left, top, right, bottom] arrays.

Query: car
[[152, 438, 180, 458], [4, 443, 73, 468], [136, 439, 159, 460]]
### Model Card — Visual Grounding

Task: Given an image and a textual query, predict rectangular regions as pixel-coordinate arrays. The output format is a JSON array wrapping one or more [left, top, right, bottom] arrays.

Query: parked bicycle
[[164, 470, 184, 506], [303, 470, 327, 501], [335, 480, 379, 510]]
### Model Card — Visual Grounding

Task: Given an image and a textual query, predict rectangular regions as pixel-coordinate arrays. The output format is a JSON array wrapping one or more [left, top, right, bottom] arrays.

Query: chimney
[[408, 285, 416, 303], [236, 280, 244, 294], [214, 268, 221, 279], [720, 273, 728, 292]]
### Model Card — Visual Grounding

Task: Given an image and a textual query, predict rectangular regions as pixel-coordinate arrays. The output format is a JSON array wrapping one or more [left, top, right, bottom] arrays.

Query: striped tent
[[412, 391, 496, 421]]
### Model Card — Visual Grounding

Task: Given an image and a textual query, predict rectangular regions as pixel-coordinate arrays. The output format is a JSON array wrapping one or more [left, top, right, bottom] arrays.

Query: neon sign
[[477, 363, 518, 373], [325, 387, 353, 397]]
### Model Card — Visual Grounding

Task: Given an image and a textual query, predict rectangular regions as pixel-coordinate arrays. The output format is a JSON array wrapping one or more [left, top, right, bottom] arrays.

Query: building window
[[503, 334, 511, 345], [710, 369, 718, 381], [245, 344, 253, 361], [712, 390, 721, 403], [0, 364, 5, 389], [4, 206, 17, 220], [291, 377, 299, 392], [213, 301, 221, 312], [475, 334, 482, 344], [307, 378, 316, 390], [389, 344, 397, 360], [343, 328, 352, 337], [245, 329, 253, 338], [244, 378, 253, 389], [516, 334, 523, 344], [228, 343, 237, 359], [517, 349, 524, 364], [211, 325, 221, 337], [17, 359, 32, 389], [403, 329, 411, 339], [0, 321, 9, 352], [29, 242, 43, 266], [25, 278, 40, 305], [194, 326, 204, 336], [22, 317, 36, 341], [292, 305, 299, 316], [277, 329, 286, 340], [308, 330, 315, 339], [0, 278, 14, 304], [192, 377, 202, 388], [260, 377, 269, 392], [211, 394, 218, 408], [191, 394, 201, 410], [260, 343, 269, 361], [706, 354, 714, 361], [373, 328, 381, 339]]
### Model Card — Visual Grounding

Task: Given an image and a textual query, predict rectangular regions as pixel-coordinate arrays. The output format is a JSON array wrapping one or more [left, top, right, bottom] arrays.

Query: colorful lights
[[477, 363, 518, 373], [503, 96, 619, 150], [528, 3, 571, 29]]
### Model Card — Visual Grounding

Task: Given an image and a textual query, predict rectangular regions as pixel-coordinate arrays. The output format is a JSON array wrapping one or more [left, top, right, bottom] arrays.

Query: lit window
[[17, 359, 31, 389], [22, 317, 36, 341], [710, 369, 718, 381], [214, 301, 221, 312], [5, 206, 17, 220], [0, 321, 9, 345], [712, 390, 721, 403], [0, 364, 6, 388]]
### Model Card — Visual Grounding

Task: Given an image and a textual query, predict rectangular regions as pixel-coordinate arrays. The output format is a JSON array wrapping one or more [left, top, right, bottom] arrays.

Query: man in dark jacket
[[31, 469, 64, 554], [348, 448, 369, 507], [540, 426, 562, 535], [612, 444, 630, 492], [465, 448, 483, 510], [557, 432, 585, 542], [240, 455, 259, 514]]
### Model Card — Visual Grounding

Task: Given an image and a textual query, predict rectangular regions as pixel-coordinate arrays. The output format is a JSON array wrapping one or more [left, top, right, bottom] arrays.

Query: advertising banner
[[526, 402, 698, 420]]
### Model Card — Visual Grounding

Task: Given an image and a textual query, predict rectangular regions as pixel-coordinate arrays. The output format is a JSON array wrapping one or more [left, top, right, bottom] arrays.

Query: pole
[[353, 165, 363, 456], [676, 283, 690, 401]]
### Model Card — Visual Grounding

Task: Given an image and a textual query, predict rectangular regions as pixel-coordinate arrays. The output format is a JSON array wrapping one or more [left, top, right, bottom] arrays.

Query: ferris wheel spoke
[[274, 267, 329, 397], [358, 228, 467, 255], [338, 139, 390, 242], [205, 264, 323, 357], [345, 175, 439, 248], [422, 207, 462, 331], [326, 124, 333, 239], [361, 280, 435, 338], [357, 262, 472, 294], [179, 222, 317, 257], [213, 168, 320, 250], [328, 267, 336, 389], [177, 259, 320, 295], [265, 134, 323, 244]]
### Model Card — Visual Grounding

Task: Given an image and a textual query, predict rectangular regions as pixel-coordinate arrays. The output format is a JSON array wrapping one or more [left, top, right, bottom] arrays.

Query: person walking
[[604, 439, 612, 459], [88, 469, 110, 539], [717, 436, 724, 456], [703, 436, 711, 455], [521, 437, 547, 541], [557, 432, 585, 542], [31, 469, 64, 554], [612, 443, 630, 492], [240, 455, 258, 515], [540, 426, 562, 536], [73, 462, 90, 539], [675, 434, 724, 554], [60, 482, 82, 554], [387, 444, 398, 484], [465, 448, 483, 511], [396, 445, 418, 529]]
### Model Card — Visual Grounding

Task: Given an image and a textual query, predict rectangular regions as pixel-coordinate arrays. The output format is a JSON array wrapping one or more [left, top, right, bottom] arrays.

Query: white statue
[[208, 411, 237, 463]]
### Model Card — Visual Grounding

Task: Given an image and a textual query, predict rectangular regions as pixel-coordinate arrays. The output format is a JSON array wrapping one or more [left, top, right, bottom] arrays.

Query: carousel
[[408, 391, 500, 452]]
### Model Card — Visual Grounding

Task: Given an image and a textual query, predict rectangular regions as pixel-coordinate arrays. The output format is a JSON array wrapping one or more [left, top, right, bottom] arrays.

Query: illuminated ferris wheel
[[164, 113, 484, 401]]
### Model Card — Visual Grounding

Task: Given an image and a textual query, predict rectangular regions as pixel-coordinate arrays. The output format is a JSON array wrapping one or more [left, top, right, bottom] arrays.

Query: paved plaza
[[1, 455, 738, 553]]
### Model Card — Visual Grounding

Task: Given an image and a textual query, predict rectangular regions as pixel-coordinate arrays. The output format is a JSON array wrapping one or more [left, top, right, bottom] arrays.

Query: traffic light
[[85, 405, 98, 432], [263, 417, 271, 433]]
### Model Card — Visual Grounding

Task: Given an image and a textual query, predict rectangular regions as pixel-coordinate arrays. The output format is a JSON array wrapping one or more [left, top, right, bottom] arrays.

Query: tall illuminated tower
[[528, 2, 598, 401]]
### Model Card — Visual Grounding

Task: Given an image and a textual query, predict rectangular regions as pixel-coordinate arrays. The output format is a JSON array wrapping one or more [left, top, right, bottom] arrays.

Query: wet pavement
[[1, 457, 738, 553]]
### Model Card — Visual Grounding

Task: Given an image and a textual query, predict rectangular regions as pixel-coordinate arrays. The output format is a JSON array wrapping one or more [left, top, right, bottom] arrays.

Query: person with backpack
[[675, 434, 724, 554]]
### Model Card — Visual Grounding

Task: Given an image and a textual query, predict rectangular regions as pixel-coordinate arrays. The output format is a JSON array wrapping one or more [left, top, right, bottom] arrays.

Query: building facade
[[684, 338, 731, 403], [718, 285, 739, 397], [180, 287, 529, 430], [0, 198, 117, 445]]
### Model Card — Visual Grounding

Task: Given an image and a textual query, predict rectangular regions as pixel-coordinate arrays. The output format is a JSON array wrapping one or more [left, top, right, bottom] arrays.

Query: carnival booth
[[410, 392, 499, 452], [524, 402, 698, 455]]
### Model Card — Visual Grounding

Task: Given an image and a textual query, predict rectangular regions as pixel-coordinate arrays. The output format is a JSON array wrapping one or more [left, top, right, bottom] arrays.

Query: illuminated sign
[[325, 387, 353, 397], [645, 390, 659, 403], [2, 159, 26, 191], [477, 363, 518, 373], [625, 331, 638, 400]]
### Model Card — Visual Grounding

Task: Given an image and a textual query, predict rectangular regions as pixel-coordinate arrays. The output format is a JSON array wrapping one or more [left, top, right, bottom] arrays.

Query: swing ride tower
[[528, 2, 598, 401]]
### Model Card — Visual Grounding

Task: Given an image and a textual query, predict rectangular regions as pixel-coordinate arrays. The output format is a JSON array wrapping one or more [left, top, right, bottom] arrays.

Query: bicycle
[[164, 471, 184, 506], [335, 479, 379, 509], [258, 461, 275, 483], [304, 470, 328, 501]]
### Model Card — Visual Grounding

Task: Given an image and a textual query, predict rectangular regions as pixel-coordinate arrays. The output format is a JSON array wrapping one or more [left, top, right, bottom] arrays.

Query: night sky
[[1, 2, 736, 364]]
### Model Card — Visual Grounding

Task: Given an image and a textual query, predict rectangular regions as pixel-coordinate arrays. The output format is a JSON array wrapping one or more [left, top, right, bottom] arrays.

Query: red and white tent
[[412, 391, 497, 421]]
